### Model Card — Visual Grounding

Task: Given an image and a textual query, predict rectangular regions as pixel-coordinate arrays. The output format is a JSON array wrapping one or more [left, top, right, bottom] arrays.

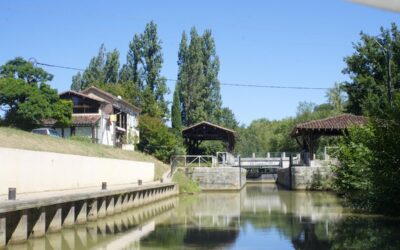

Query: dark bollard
[[102, 182, 107, 190], [138, 179, 142, 186], [8, 188, 16, 200], [160, 178, 164, 183]]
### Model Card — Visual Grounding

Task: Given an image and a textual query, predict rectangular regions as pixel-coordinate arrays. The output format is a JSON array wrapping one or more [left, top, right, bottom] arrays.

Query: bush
[[172, 169, 200, 193], [138, 115, 185, 163], [333, 99, 400, 215]]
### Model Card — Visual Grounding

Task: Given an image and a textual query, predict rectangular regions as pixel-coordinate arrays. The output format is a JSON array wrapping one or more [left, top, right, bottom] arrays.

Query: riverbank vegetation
[[333, 24, 400, 216], [172, 169, 200, 193]]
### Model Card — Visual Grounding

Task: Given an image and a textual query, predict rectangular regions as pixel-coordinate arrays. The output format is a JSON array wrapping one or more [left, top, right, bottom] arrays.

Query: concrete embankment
[[190, 167, 247, 191], [0, 147, 178, 248], [0, 182, 178, 248], [277, 164, 332, 190]]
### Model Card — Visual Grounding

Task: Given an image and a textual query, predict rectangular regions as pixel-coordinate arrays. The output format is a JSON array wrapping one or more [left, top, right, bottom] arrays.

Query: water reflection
[[10, 184, 400, 249]]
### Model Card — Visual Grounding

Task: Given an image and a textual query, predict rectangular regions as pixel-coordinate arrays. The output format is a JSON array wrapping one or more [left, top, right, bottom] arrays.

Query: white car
[[32, 128, 61, 138]]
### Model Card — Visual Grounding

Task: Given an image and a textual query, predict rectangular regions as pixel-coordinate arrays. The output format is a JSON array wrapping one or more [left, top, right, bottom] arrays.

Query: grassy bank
[[0, 127, 169, 180], [172, 169, 200, 194]]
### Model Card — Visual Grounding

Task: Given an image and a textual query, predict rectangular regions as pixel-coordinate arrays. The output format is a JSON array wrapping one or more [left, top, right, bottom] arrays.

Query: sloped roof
[[81, 86, 141, 113], [291, 114, 367, 137], [71, 114, 101, 126], [182, 121, 236, 134], [42, 114, 101, 127], [182, 121, 236, 152], [59, 90, 106, 103]]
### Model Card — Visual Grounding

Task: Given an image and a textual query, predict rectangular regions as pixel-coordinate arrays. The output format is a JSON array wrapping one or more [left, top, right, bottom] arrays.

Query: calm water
[[9, 184, 400, 250]]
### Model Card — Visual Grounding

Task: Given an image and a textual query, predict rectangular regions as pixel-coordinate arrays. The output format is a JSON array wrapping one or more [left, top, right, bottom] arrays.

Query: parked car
[[32, 128, 61, 138]]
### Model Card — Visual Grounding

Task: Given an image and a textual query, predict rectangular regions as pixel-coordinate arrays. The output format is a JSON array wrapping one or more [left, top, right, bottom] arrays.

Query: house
[[43, 86, 141, 150]]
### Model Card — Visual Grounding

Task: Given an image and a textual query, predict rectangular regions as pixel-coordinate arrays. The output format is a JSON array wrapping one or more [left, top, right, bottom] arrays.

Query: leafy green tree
[[176, 27, 233, 128], [178, 28, 207, 125], [342, 23, 400, 116], [138, 115, 184, 162], [120, 34, 142, 84], [326, 83, 346, 112], [333, 24, 400, 215], [0, 58, 72, 129], [104, 49, 120, 84], [140, 21, 168, 118], [171, 86, 182, 133], [201, 30, 222, 121], [71, 44, 121, 90], [0, 57, 53, 84]]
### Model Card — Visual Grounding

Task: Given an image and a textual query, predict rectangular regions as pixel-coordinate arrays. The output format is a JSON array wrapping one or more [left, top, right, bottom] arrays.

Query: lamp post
[[372, 36, 393, 107]]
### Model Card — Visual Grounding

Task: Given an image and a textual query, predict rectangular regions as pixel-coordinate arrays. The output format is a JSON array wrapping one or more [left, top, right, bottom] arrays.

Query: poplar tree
[[176, 27, 228, 127], [178, 27, 207, 125], [171, 85, 182, 132], [201, 30, 222, 122], [140, 21, 168, 118], [71, 44, 120, 90], [104, 49, 120, 84]]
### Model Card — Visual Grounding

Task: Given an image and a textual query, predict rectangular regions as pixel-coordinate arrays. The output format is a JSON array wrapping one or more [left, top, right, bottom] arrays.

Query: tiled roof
[[291, 114, 367, 136], [59, 90, 106, 103], [42, 114, 101, 127], [72, 114, 101, 126], [82, 86, 142, 113]]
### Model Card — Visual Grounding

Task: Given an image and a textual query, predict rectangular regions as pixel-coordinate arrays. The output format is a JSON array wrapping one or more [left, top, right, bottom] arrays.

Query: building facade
[[44, 86, 141, 150]]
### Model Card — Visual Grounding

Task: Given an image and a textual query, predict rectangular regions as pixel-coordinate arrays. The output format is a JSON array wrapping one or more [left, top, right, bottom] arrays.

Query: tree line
[[0, 21, 238, 161]]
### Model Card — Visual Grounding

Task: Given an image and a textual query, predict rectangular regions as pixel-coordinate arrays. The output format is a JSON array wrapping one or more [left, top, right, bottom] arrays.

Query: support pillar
[[0, 216, 6, 248], [127, 193, 134, 209], [46, 205, 62, 233], [121, 194, 129, 211], [62, 203, 75, 227], [87, 199, 97, 221], [75, 201, 87, 224], [114, 195, 122, 213], [97, 198, 106, 218], [29, 208, 46, 238], [106, 197, 114, 216], [7, 210, 28, 244]]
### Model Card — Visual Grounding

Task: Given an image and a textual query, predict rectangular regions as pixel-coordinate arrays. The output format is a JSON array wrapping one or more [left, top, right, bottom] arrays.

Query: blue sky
[[0, 0, 398, 125]]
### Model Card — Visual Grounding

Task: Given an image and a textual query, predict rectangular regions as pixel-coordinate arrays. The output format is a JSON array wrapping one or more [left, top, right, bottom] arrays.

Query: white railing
[[171, 155, 218, 168]]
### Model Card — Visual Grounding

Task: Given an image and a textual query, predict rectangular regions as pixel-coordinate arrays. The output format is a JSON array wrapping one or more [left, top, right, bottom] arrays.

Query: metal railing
[[170, 155, 218, 174]]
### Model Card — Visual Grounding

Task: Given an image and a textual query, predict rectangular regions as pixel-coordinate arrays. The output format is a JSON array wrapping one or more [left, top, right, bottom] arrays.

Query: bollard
[[8, 188, 16, 200], [138, 179, 142, 186], [102, 182, 107, 190], [160, 178, 163, 183]]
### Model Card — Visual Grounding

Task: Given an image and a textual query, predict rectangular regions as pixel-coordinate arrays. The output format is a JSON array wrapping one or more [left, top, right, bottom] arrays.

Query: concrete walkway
[[0, 180, 170, 213]]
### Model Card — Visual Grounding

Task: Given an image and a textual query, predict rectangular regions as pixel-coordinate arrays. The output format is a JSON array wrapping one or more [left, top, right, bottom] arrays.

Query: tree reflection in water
[[141, 184, 400, 250]]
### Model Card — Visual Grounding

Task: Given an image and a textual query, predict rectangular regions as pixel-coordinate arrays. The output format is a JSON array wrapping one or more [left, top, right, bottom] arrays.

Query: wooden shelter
[[291, 114, 367, 162], [182, 121, 236, 153]]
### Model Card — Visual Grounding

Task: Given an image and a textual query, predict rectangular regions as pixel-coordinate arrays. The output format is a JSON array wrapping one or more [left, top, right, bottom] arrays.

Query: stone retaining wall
[[191, 167, 247, 191], [277, 164, 332, 190]]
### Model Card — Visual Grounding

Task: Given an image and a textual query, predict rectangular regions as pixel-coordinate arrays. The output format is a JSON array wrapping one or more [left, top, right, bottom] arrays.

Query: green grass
[[172, 169, 200, 194], [0, 127, 169, 180]]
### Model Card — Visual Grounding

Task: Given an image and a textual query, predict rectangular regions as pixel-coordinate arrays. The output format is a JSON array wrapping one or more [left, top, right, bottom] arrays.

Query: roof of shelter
[[182, 121, 236, 151], [291, 114, 368, 137], [182, 121, 236, 134]]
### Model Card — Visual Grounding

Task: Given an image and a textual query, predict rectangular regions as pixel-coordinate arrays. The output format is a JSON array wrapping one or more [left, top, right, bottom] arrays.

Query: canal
[[8, 183, 400, 250]]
